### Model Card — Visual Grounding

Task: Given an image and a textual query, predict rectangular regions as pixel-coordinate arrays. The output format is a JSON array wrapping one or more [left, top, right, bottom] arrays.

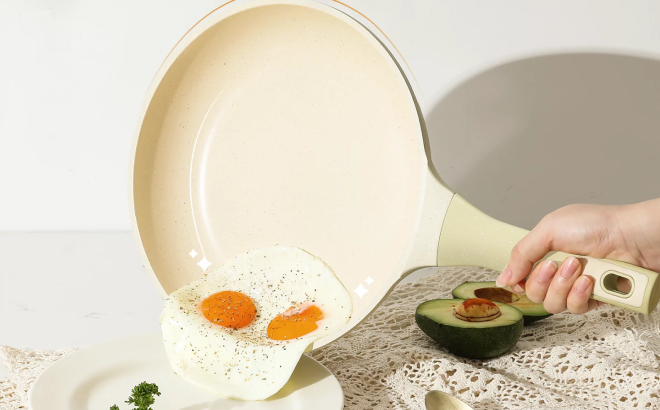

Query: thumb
[[496, 226, 552, 288]]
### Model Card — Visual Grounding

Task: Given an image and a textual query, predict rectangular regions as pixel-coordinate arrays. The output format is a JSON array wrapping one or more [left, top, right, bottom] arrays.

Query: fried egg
[[160, 246, 352, 400]]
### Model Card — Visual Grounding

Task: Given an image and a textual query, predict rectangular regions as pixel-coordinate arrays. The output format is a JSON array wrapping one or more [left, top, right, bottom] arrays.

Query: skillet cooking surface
[[131, 1, 427, 347]]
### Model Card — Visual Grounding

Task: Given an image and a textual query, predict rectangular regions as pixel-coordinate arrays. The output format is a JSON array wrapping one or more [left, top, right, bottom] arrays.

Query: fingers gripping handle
[[541, 253, 660, 313], [437, 194, 660, 314]]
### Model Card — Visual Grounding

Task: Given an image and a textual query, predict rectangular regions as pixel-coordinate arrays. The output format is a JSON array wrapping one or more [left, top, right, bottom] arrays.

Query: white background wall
[[1, 0, 659, 231]]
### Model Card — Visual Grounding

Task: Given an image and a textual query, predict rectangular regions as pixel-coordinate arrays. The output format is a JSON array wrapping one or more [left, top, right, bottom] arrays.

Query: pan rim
[[128, 0, 429, 347]]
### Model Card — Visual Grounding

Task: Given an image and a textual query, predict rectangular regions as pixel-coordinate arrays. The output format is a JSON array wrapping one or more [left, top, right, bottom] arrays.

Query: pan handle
[[437, 194, 660, 314]]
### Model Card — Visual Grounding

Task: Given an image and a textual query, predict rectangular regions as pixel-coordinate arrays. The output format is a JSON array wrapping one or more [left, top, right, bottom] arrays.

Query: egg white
[[160, 246, 352, 400]]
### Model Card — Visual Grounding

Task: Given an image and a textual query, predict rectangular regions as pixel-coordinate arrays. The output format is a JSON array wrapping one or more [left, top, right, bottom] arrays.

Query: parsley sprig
[[110, 382, 161, 410]]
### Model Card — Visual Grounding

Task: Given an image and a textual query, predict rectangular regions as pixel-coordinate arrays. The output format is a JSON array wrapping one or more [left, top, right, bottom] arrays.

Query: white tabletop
[[0, 232, 163, 378], [0, 231, 435, 379]]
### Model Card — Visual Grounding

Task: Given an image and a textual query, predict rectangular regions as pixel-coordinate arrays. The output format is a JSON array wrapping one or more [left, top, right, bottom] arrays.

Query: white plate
[[29, 334, 343, 410]]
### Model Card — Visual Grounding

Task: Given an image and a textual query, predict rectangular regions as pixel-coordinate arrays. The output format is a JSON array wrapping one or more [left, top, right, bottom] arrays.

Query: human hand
[[495, 199, 660, 314]]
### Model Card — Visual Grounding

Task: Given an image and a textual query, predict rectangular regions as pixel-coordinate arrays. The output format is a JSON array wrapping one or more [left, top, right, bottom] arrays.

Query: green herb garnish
[[109, 382, 161, 410]]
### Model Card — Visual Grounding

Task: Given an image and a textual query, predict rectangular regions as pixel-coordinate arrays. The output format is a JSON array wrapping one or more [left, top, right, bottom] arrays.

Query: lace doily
[[3, 267, 660, 410], [0, 346, 78, 410], [310, 267, 660, 410]]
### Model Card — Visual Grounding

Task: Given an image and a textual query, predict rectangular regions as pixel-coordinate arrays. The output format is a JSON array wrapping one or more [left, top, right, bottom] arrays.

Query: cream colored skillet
[[130, 0, 660, 349]]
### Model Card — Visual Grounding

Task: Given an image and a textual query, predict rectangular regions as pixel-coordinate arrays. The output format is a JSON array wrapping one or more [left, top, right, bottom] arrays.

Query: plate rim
[[28, 333, 344, 410]]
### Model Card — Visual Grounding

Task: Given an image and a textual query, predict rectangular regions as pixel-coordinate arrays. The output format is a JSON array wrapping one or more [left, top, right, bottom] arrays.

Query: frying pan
[[129, 0, 660, 349]]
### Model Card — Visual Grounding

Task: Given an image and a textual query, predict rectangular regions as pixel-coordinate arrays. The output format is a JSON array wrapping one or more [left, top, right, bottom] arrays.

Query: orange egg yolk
[[201, 291, 257, 330], [267, 304, 324, 340]]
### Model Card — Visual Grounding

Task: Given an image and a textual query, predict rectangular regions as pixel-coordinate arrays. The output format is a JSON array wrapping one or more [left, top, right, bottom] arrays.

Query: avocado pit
[[473, 287, 520, 303], [453, 298, 502, 322]]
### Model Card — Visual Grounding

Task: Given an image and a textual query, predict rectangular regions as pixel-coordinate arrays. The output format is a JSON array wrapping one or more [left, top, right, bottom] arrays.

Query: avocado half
[[415, 298, 524, 359], [452, 281, 552, 325]]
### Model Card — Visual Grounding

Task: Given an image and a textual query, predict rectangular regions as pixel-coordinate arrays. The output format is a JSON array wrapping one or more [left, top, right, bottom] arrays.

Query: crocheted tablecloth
[[3, 267, 660, 410]]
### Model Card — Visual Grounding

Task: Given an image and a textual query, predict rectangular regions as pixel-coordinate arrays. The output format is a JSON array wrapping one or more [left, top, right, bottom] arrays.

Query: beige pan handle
[[437, 194, 660, 314]]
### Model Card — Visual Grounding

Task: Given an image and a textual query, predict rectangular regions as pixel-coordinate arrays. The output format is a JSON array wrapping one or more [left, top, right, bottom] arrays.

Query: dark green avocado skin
[[522, 314, 552, 326], [415, 313, 524, 359]]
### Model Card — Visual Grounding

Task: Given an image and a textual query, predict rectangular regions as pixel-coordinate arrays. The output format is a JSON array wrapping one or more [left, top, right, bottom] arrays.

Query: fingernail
[[560, 257, 580, 279], [537, 260, 558, 283], [512, 283, 524, 293], [496, 267, 512, 287], [575, 276, 591, 294]]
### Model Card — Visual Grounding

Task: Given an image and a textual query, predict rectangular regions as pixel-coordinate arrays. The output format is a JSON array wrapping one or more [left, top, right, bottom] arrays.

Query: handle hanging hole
[[601, 271, 634, 298]]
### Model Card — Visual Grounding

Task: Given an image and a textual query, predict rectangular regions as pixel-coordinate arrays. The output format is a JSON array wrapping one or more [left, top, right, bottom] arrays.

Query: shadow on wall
[[425, 53, 660, 230]]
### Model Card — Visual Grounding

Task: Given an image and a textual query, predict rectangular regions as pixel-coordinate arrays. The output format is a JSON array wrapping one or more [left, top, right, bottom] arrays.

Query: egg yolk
[[267, 304, 324, 340], [201, 291, 257, 329]]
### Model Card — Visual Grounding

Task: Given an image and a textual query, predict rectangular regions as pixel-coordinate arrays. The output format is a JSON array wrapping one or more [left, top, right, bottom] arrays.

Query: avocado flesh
[[452, 281, 551, 325], [415, 299, 524, 359]]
